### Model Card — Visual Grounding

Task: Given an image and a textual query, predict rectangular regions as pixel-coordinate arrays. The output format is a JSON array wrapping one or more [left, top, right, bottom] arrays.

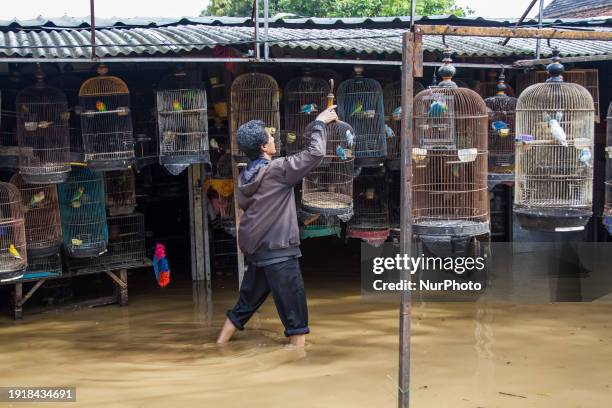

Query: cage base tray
[[21, 172, 69, 185], [487, 173, 515, 189], [27, 244, 62, 259], [0, 269, 26, 283], [67, 245, 108, 259], [86, 159, 133, 172], [301, 192, 353, 217], [514, 206, 592, 232], [413, 220, 490, 238], [160, 153, 211, 166]]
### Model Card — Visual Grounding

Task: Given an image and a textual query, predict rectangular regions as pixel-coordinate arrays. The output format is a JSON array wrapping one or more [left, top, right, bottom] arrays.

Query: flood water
[[1, 257, 611, 407]]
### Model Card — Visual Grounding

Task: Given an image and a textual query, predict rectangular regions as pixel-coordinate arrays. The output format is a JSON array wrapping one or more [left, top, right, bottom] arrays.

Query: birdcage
[[603, 102, 612, 234], [383, 80, 425, 168], [68, 212, 146, 272], [338, 66, 387, 168], [49, 72, 85, 162], [283, 74, 329, 155], [156, 69, 209, 175], [22, 252, 62, 280], [412, 53, 489, 244], [10, 174, 61, 257], [0, 182, 27, 280], [484, 71, 517, 174], [514, 53, 595, 232], [58, 167, 108, 258], [104, 169, 136, 216], [230, 73, 281, 159], [347, 173, 389, 246], [299, 207, 342, 240], [474, 70, 516, 98], [16, 69, 70, 184], [205, 177, 235, 234], [78, 64, 134, 171]]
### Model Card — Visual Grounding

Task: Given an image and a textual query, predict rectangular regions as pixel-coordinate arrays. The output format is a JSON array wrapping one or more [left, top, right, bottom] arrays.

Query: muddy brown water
[[1, 263, 611, 407]]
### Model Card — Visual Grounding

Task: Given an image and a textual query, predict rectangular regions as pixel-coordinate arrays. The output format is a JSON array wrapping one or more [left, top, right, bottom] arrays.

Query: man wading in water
[[216, 106, 338, 347]]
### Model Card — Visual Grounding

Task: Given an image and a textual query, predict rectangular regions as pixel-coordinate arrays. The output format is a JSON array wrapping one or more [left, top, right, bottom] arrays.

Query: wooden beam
[[514, 53, 612, 66], [501, 0, 539, 46], [416, 25, 612, 41], [17, 279, 46, 307]]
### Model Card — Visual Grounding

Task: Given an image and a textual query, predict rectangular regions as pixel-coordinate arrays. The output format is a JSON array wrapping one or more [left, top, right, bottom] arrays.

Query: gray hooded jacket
[[236, 120, 327, 262]]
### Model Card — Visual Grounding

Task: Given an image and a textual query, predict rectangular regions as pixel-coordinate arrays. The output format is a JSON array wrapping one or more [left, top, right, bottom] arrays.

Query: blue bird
[[385, 124, 396, 139], [428, 100, 447, 117], [391, 106, 402, 121], [345, 129, 355, 148], [491, 120, 510, 137], [300, 103, 318, 114], [579, 148, 592, 167], [336, 145, 347, 161]]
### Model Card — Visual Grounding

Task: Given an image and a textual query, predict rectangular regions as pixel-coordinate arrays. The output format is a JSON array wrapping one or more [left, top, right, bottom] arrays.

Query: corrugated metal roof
[[0, 25, 610, 59], [544, 0, 612, 18]]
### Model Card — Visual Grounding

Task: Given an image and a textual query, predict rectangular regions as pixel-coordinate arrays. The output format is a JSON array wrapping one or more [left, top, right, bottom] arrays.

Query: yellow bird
[[9, 244, 22, 260]]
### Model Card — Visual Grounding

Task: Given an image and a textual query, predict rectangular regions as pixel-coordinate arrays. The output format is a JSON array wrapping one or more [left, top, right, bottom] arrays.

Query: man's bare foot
[[216, 318, 237, 344], [289, 334, 306, 347]]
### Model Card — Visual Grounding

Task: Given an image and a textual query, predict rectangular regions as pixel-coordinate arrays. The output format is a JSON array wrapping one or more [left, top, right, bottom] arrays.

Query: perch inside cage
[[230, 73, 281, 159], [22, 252, 62, 280], [604, 102, 612, 234], [283, 74, 329, 155], [383, 80, 425, 168], [16, 68, 71, 184], [298, 207, 342, 240], [78, 64, 134, 171], [10, 174, 61, 257], [68, 212, 146, 272], [104, 169, 136, 216], [338, 66, 387, 168], [484, 71, 517, 174], [347, 173, 389, 246], [156, 69, 209, 175], [514, 51, 595, 232], [412, 52, 489, 242], [58, 167, 108, 258], [0, 182, 27, 281]]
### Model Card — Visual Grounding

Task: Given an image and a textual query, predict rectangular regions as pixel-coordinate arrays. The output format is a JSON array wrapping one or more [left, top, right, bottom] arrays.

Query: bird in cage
[[349, 101, 364, 117], [95, 100, 107, 112], [172, 100, 183, 112], [428, 100, 448, 117], [209, 138, 220, 150], [286, 132, 297, 144], [300, 103, 319, 114], [579, 148, 592, 167], [491, 120, 510, 137], [336, 145, 349, 161], [345, 128, 355, 148], [392, 106, 402, 121], [544, 112, 568, 146], [27, 191, 46, 209], [9, 244, 22, 260], [384, 124, 396, 139], [70, 186, 85, 208]]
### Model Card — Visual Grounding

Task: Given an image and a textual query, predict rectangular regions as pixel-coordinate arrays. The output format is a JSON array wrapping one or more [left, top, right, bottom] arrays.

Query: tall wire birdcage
[[605, 102, 612, 234], [16, 68, 70, 184], [10, 174, 61, 257], [338, 66, 387, 168], [0, 182, 27, 281], [78, 64, 134, 171], [104, 169, 136, 216], [474, 70, 516, 98], [347, 172, 389, 246], [412, 53, 489, 245], [58, 167, 108, 258], [484, 71, 517, 174], [22, 252, 62, 280], [68, 212, 146, 272], [156, 69, 209, 175], [283, 74, 328, 155], [383, 79, 424, 167], [514, 52, 595, 232], [230, 73, 281, 159]]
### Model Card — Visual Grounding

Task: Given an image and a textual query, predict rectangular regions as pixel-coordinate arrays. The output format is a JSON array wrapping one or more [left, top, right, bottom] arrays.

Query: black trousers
[[226, 258, 309, 337]]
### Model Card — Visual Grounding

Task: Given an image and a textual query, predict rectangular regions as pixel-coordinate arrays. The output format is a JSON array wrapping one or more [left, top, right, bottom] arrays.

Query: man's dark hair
[[237, 120, 268, 160]]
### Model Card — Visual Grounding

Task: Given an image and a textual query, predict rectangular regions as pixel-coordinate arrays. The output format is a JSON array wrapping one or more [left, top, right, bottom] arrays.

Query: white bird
[[545, 112, 567, 147]]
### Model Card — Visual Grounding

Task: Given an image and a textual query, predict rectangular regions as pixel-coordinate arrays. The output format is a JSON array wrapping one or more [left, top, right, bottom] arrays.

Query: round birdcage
[[383, 80, 425, 167], [347, 173, 389, 246], [283, 74, 328, 155], [156, 69, 209, 175], [514, 52, 595, 232], [16, 68, 71, 184], [104, 169, 136, 216], [298, 207, 342, 240], [412, 53, 489, 241], [10, 174, 61, 257], [0, 182, 27, 280], [78, 64, 134, 171], [23, 252, 62, 280], [230, 73, 281, 159], [605, 102, 612, 234], [484, 71, 517, 174], [338, 66, 387, 168], [474, 70, 516, 98], [58, 167, 108, 258]]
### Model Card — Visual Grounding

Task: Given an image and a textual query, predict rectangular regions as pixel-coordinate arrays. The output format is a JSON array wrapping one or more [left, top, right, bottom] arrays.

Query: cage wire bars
[[346, 171, 390, 246], [603, 102, 612, 234], [104, 169, 136, 216], [484, 70, 517, 174], [0, 182, 27, 282]]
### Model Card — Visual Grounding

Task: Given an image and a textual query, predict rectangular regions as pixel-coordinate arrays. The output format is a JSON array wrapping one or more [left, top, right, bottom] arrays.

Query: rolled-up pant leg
[[226, 263, 270, 330]]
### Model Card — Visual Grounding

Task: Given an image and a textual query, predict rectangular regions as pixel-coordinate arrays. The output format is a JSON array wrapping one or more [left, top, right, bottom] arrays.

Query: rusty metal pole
[[536, 0, 544, 59], [253, 0, 260, 60], [398, 30, 414, 408], [89, 0, 96, 60]]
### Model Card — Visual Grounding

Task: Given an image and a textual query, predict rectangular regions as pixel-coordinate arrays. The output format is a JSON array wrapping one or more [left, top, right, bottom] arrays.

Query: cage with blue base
[[78, 64, 134, 171], [604, 102, 612, 234], [58, 167, 108, 258], [21, 252, 62, 280], [0, 182, 27, 282], [156, 68, 209, 175], [337, 66, 387, 168]]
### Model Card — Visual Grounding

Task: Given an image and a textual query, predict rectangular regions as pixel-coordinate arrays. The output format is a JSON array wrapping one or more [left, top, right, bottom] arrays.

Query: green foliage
[[203, 0, 472, 18]]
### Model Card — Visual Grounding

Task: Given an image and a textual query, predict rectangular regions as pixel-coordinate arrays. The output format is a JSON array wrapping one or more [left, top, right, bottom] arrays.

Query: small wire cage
[[283, 75, 329, 155], [104, 169, 136, 216], [22, 252, 62, 280], [383, 80, 425, 165], [68, 212, 146, 272], [337, 66, 387, 167], [603, 102, 612, 234], [0, 182, 27, 280], [412, 53, 489, 240], [230, 73, 281, 158], [347, 173, 389, 246], [156, 70, 209, 175], [10, 174, 61, 257], [484, 71, 517, 173], [58, 167, 108, 258], [78, 64, 134, 171], [16, 69, 71, 184], [514, 52, 595, 232], [474, 71, 516, 98]]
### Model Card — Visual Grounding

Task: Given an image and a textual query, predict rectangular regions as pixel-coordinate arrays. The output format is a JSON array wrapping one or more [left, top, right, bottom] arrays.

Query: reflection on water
[[0, 272, 611, 407]]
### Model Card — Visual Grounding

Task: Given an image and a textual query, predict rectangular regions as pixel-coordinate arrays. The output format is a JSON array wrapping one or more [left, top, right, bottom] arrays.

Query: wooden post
[[188, 164, 206, 281], [201, 165, 212, 283], [398, 31, 415, 408], [119, 269, 128, 306], [13, 282, 23, 320], [231, 161, 246, 287]]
